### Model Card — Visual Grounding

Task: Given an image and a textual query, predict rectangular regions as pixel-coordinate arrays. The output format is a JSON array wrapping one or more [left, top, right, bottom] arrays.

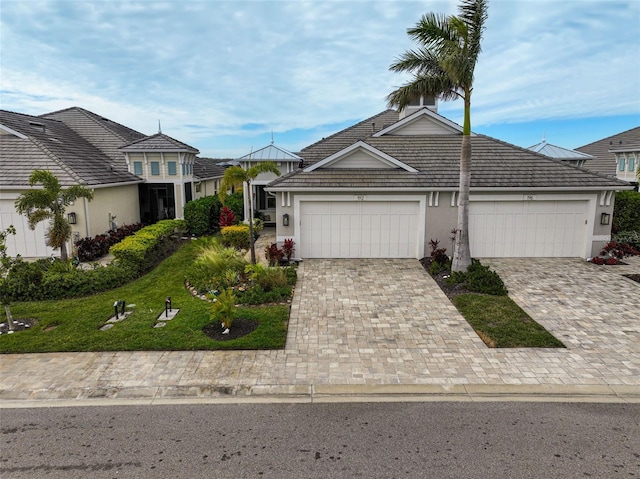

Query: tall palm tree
[[218, 162, 280, 264], [15, 170, 94, 261], [387, 0, 488, 272]]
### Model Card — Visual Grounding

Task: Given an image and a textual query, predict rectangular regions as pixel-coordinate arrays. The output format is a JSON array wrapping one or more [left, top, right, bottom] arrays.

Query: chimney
[[371, 122, 376, 133]]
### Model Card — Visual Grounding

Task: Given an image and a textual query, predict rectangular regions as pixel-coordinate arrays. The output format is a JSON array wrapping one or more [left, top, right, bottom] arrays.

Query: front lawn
[[453, 294, 565, 348], [0, 238, 290, 353]]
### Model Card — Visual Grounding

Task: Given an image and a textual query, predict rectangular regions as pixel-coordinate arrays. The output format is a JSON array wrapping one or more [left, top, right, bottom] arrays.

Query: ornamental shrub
[[75, 223, 144, 261], [445, 259, 508, 296], [220, 225, 250, 250], [613, 190, 640, 233], [223, 192, 244, 222], [184, 195, 222, 236], [218, 206, 236, 227], [110, 219, 185, 273]]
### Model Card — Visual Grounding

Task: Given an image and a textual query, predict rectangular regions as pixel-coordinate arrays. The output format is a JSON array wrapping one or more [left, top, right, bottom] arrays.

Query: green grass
[[0, 238, 290, 353], [452, 294, 565, 348]]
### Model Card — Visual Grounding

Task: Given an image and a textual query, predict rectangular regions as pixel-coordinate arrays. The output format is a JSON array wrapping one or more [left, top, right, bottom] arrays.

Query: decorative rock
[[100, 324, 114, 331], [154, 322, 166, 328]]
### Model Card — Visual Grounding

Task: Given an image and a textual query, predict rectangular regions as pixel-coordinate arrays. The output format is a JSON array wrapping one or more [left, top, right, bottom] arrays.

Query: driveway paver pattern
[[1, 256, 638, 402]]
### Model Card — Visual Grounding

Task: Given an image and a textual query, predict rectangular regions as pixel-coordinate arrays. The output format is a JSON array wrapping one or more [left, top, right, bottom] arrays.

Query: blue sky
[[1, 0, 638, 158]]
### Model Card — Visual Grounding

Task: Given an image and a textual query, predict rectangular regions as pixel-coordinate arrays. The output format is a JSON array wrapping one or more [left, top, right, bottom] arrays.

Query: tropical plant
[[210, 288, 237, 333], [14, 170, 94, 261], [387, 0, 488, 272], [218, 206, 236, 227], [218, 162, 280, 264]]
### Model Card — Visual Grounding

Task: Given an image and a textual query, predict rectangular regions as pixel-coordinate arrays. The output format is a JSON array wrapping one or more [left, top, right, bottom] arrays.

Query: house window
[[618, 156, 626, 171], [168, 161, 177, 175], [133, 161, 143, 175], [151, 161, 160, 175], [628, 155, 636, 172], [195, 183, 201, 193]]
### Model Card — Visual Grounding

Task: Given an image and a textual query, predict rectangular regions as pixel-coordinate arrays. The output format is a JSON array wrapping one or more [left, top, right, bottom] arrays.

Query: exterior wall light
[[283, 213, 290, 227], [67, 212, 77, 224], [600, 212, 610, 225]]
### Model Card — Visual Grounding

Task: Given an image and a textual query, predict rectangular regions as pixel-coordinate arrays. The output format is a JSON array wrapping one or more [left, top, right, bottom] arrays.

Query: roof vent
[[29, 122, 45, 132]]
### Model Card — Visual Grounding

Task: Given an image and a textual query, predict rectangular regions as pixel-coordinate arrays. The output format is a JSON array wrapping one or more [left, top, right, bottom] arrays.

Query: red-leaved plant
[[282, 238, 295, 262], [218, 206, 236, 227]]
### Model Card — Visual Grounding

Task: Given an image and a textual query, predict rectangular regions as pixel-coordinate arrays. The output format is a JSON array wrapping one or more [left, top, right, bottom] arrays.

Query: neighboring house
[[527, 139, 593, 167], [576, 126, 640, 181], [236, 143, 302, 224], [266, 107, 634, 260], [0, 107, 225, 258]]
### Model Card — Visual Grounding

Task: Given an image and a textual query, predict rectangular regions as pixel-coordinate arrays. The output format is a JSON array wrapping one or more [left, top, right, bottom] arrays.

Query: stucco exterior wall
[[82, 184, 140, 238]]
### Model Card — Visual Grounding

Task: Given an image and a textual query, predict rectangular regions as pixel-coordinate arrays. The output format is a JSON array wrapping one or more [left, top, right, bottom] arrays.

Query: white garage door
[[0, 199, 55, 258], [469, 200, 587, 257], [300, 201, 419, 258]]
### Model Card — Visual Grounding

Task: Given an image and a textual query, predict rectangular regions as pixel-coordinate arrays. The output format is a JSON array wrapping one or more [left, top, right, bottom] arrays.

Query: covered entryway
[[299, 201, 420, 258], [469, 200, 588, 257]]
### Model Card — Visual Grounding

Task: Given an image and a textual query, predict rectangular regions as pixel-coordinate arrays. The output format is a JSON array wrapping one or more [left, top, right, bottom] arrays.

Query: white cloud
[[1, 0, 638, 156]]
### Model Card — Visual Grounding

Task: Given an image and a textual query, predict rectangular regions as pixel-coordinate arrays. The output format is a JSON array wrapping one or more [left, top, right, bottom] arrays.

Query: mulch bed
[[202, 318, 259, 341], [419, 258, 471, 300], [0, 318, 38, 335]]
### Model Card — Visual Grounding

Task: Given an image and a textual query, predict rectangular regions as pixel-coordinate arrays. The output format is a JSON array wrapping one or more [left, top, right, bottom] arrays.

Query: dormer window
[[618, 155, 626, 171]]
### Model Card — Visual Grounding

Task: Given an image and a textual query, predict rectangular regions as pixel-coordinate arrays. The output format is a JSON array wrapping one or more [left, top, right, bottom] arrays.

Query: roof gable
[[120, 133, 199, 153], [373, 108, 464, 137], [304, 141, 418, 172], [528, 140, 593, 160], [238, 143, 301, 161]]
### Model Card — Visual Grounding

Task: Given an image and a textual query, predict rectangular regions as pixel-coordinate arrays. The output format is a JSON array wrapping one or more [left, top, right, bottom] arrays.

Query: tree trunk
[[4, 304, 15, 331], [248, 182, 256, 264], [452, 96, 472, 273], [59, 240, 68, 262]]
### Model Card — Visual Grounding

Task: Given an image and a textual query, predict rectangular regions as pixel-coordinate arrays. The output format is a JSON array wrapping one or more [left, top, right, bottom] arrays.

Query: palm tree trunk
[[4, 304, 15, 331], [60, 240, 68, 262], [452, 96, 473, 273], [248, 182, 256, 264]]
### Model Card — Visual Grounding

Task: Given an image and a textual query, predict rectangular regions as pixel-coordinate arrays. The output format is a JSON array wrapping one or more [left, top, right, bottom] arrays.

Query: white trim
[[303, 141, 418, 173], [0, 124, 28, 139], [372, 108, 468, 137], [429, 191, 440, 207]]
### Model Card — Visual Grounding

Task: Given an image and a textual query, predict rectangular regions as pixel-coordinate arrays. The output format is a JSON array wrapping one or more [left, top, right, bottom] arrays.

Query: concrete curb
[[1, 383, 638, 408]]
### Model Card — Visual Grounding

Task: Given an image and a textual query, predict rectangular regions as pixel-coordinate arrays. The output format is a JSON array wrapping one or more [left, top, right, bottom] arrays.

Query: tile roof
[[269, 129, 631, 191], [41, 107, 146, 170], [300, 109, 400, 166], [576, 126, 640, 176], [0, 109, 143, 187], [120, 133, 199, 153], [193, 157, 229, 180]]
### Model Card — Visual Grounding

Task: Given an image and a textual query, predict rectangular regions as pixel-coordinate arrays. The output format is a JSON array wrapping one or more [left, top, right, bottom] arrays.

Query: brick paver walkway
[[1, 256, 638, 402]]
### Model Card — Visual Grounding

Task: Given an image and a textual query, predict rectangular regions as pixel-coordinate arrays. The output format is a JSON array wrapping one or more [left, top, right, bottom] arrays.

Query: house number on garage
[[354, 195, 367, 201], [524, 194, 537, 201]]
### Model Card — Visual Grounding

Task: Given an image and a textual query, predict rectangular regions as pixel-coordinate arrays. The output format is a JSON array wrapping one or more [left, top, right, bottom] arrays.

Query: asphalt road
[[1, 402, 638, 478]]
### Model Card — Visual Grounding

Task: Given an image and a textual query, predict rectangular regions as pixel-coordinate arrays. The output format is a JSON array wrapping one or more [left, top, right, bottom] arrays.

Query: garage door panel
[[300, 201, 419, 258], [470, 200, 586, 258]]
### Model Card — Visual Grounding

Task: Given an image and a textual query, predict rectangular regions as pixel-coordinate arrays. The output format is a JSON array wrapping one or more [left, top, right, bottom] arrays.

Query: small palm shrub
[[446, 259, 508, 296], [210, 288, 237, 330]]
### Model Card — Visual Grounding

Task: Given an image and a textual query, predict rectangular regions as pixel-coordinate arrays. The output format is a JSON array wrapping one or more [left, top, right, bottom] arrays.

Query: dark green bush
[[282, 265, 298, 286], [184, 195, 222, 236], [613, 190, 640, 233], [446, 259, 508, 296], [224, 192, 244, 222], [237, 285, 292, 305]]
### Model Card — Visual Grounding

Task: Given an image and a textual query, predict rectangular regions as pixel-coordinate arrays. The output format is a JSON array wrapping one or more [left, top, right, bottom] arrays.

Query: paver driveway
[[1, 257, 638, 402]]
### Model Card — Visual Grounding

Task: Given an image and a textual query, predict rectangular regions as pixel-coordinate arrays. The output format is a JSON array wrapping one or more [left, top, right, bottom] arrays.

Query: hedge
[[220, 225, 250, 250], [110, 219, 186, 272], [613, 190, 640, 233]]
